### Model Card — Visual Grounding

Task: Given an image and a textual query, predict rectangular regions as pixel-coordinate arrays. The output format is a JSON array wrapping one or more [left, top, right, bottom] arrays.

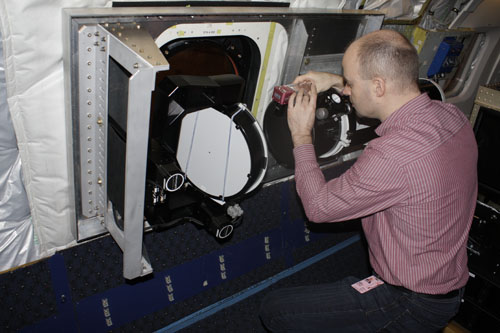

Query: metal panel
[[474, 85, 500, 111], [470, 85, 500, 126], [70, 20, 169, 278], [76, 25, 109, 240], [301, 53, 344, 75], [281, 19, 308, 84], [100, 23, 169, 278]]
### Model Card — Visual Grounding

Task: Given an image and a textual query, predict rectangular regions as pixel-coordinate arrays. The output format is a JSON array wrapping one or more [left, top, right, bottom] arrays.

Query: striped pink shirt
[[294, 93, 478, 294]]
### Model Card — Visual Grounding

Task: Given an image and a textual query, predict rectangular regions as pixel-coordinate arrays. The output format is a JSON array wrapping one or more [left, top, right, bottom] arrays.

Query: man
[[259, 30, 477, 332]]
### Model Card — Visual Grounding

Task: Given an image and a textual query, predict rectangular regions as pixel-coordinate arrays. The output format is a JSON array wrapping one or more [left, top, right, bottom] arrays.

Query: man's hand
[[287, 83, 317, 147], [293, 71, 344, 93]]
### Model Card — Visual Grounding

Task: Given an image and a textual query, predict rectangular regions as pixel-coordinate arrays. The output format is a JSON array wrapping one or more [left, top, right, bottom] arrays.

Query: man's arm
[[287, 72, 344, 147], [294, 145, 408, 223], [287, 84, 316, 147], [292, 71, 344, 93]]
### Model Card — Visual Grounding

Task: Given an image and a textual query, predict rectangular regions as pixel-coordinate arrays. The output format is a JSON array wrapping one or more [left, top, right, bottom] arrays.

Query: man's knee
[[259, 289, 287, 331]]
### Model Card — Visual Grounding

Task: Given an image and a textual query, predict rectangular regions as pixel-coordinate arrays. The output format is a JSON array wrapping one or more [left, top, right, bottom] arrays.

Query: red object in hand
[[272, 82, 311, 105], [272, 85, 296, 105]]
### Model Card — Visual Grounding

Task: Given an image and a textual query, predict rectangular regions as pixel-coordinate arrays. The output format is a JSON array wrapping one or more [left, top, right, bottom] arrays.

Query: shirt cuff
[[293, 144, 317, 164]]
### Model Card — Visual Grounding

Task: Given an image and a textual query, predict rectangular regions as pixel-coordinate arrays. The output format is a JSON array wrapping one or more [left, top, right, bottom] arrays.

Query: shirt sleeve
[[294, 144, 408, 223]]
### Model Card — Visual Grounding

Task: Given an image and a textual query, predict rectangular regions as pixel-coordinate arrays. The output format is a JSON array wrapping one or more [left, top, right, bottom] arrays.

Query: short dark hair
[[356, 30, 419, 91]]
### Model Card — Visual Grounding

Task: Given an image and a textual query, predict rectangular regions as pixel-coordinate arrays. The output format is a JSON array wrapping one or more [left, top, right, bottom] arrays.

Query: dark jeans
[[259, 276, 463, 332]]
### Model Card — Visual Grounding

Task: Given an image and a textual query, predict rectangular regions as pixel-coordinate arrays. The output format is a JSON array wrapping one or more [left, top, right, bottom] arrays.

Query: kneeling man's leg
[[259, 276, 397, 332]]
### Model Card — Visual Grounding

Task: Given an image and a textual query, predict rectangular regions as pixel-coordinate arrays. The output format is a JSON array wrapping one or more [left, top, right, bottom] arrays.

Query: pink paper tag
[[351, 275, 384, 294]]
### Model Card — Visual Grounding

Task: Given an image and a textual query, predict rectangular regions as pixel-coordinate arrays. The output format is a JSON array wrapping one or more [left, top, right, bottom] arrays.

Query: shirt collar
[[375, 93, 431, 136]]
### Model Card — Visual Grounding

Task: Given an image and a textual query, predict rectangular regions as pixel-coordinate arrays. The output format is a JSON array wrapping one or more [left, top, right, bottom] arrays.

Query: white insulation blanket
[[0, 0, 109, 265], [0, 27, 39, 272]]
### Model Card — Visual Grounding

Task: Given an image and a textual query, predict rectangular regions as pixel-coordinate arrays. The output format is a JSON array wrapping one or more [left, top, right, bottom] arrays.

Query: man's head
[[342, 30, 420, 120], [357, 30, 419, 91]]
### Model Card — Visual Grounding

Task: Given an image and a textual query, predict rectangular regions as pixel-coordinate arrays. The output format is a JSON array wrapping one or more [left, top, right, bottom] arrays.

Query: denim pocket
[[406, 293, 461, 329], [378, 308, 434, 333]]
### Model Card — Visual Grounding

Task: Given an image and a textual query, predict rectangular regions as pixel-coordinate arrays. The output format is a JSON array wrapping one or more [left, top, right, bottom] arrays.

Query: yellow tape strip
[[252, 22, 276, 118], [412, 26, 428, 54]]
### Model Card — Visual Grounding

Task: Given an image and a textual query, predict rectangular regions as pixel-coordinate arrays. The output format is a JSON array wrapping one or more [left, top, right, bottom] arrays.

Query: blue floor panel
[[1, 173, 370, 332]]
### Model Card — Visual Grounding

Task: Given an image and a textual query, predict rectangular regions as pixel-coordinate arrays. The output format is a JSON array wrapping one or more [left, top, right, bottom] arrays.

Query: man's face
[[341, 45, 376, 119]]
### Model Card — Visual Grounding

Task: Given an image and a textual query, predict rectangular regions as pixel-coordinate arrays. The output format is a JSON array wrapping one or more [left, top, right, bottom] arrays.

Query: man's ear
[[372, 77, 385, 97]]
